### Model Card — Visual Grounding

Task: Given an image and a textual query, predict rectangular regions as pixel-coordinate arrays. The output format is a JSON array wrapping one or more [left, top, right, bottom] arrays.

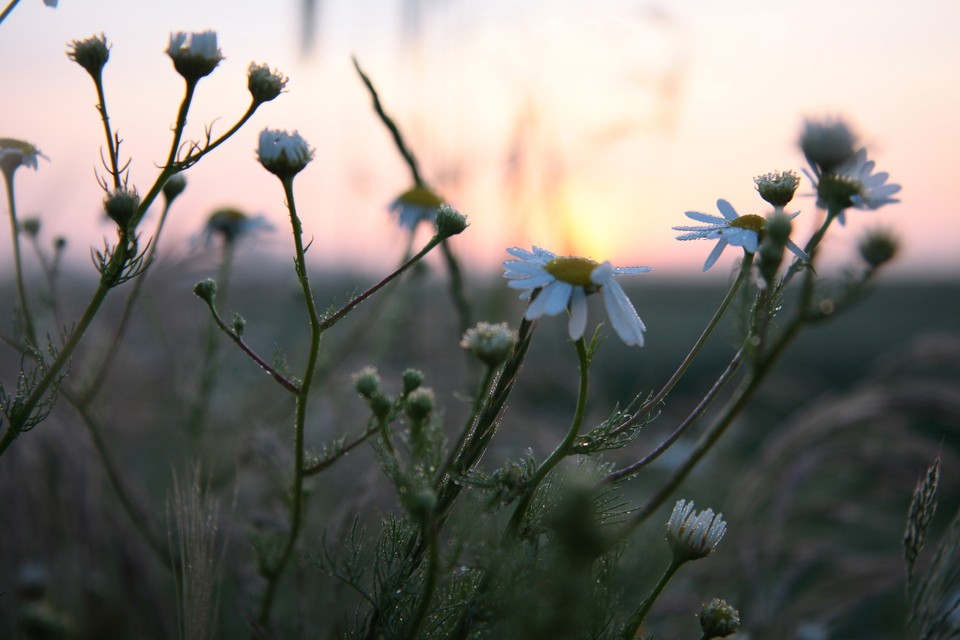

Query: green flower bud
[[859, 227, 899, 269], [370, 394, 393, 421], [435, 204, 468, 238], [404, 387, 435, 423], [193, 278, 217, 303], [353, 366, 381, 400], [800, 118, 857, 174], [19, 217, 41, 238], [162, 173, 187, 206], [699, 598, 740, 639], [166, 31, 223, 83], [401, 368, 424, 395], [460, 321, 517, 367], [754, 170, 799, 208], [402, 485, 437, 523], [67, 33, 110, 79], [103, 188, 140, 229], [248, 62, 288, 104], [232, 313, 246, 336]]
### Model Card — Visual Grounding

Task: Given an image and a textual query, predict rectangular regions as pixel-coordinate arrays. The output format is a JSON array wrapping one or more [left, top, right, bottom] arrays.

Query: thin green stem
[[3, 170, 37, 346], [614, 254, 751, 436], [507, 337, 590, 537], [256, 175, 324, 628], [317, 235, 443, 333], [434, 364, 497, 489], [620, 559, 684, 639], [92, 75, 122, 190], [405, 522, 440, 639], [176, 100, 259, 172], [440, 239, 471, 336]]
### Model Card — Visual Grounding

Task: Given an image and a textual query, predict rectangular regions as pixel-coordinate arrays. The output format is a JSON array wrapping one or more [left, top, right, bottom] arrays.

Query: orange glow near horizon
[[2, 0, 959, 282]]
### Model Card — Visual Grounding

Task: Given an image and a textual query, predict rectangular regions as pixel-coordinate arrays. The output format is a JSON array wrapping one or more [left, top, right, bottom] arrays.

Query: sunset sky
[[2, 0, 959, 279]]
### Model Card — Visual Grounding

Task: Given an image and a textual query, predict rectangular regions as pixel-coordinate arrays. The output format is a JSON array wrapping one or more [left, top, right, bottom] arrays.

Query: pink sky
[[2, 0, 959, 279]]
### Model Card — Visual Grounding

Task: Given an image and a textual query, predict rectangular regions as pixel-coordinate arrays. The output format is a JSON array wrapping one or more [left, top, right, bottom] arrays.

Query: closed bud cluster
[[404, 387, 435, 423], [666, 499, 727, 563], [699, 598, 740, 639], [435, 204, 468, 238], [248, 63, 288, 104], [193, 278, 217, 303], [162, 173, 187, 206], [859, 227, 899, 269], [460, 321, 517, 367], [353, 366, 382, 400], [800, 118, 857, 174], [257, 128, 313, 179], [68, 33, 110, 79], [231, 313, 246, 336], [401, 369, 424, 395], [103, 188, 140, 229], [167, 31, 223, 83], [754, 170, 799, 208]]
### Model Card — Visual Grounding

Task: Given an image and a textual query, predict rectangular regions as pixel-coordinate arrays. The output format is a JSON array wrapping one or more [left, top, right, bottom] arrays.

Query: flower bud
[[401, 368, 424, 395], [193, 278, 217, 303], [404, 387, 435, 423], [699, 598, 740, 639], [435, 204, 468, 238], [370, 394, 393, 421], [665, 499, 726, 563], [67, 33, 110, 79], [232, 313, 246, 336], [460, 321, 517, 367], [800, 118, 857, 174], [402, 485, 437, 523], [754, 170, 799, 208], [859, 227, 899, 269], [353, 366, 382, 400], [19, 218, 41, 238], [103, 188, 140, 229], [257, 128, 314, 179], [248, 62, 288, 104], [167, 31, 223, 83], [162, 173, 187, 206]]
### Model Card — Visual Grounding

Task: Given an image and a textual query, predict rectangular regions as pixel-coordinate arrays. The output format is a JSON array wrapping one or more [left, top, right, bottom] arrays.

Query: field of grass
[[1, 264, 958, 638]]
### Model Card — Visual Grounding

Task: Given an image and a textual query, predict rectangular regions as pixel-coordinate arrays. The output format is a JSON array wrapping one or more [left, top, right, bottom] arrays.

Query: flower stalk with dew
[[503, 245, 650, 346], [620, 500, 726, 639], [1, 138, 46, 346], [250, 128, 317, 627]]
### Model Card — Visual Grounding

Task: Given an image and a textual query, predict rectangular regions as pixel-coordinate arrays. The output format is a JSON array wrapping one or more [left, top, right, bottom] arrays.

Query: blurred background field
[[2, 260, 958, 638]]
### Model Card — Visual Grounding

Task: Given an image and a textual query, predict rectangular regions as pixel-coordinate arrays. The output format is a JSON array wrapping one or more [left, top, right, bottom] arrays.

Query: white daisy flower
[[0, 138, 46, 176], [673, 199, 807, 271], [389, 184, 444, 231], [665, 499, 726, 562], [257, 128, 314, 179], [503, 245, 650, 347], [833, 148, 901, 224]]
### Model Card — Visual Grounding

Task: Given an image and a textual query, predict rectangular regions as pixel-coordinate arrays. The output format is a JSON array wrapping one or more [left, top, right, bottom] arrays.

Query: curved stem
[[603, 348, 744, 485], [0, 0, 22, 25], [92, 74, 122, 190], [614, 255, 751, 435], [507, 337, 590, 536], [620, 559, 683, 639], [440, 239, 470, 336], [3, 170, 37, 346], [255, 175, 324, 627]]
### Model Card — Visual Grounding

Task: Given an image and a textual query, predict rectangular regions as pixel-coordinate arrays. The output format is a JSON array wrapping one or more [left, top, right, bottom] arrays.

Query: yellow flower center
[[545, 256, 599, 287], [729, 214, 765, 233], [397, 184, 444, 208]]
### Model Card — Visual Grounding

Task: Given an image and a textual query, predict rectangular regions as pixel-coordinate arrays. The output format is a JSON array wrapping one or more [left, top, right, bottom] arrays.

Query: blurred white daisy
[[503, 245, 650, 347], [674, 199, 806, 271], [389, 184, 444, 230], [832, 148, 901, 224], [0, 138, 46, 177]]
